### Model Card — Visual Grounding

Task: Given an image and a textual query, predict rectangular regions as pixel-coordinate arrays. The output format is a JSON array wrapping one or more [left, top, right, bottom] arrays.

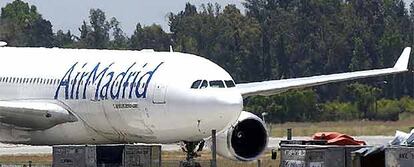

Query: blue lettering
[[70, 71, 81, 99], [82, 63, 113, 100], [55, 61, 164, 100], [122, 72, 136, 99], [135, 62, 164, 98], [75, 63, 88, 99], [110, 63, 135, 99], [54, 62, 78, 99], [100, 72, 114, 100]]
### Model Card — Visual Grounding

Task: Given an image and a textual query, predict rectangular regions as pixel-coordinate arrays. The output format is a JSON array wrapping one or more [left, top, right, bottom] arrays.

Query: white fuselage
[[0, 47, 243, 145]]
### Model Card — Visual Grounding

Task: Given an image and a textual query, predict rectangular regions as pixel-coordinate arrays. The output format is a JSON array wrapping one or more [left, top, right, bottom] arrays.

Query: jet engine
[[215, 111, 268, 161]]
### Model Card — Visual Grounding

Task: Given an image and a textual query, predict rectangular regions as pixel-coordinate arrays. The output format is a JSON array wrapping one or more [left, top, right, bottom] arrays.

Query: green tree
[[343, 83, 381, 119], [109, 17, 128, 49], [215, 5, 262, 81], [320, 102, 359, 121], [0, 0, 53, 47], [54, 30, 74, 48], [77, 9, 130, 50], [129, 24, 170, 51], [245, 89, 318, 123], [169, 3, 204, 54], [349, 37, 372, 71], [169, 3, 261, 82], [244, 0, 274, 80], [78, 9, 111, 48]]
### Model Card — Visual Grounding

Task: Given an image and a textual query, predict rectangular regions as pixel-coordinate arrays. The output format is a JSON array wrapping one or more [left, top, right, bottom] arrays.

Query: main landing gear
[[180, 140, 205, 167]]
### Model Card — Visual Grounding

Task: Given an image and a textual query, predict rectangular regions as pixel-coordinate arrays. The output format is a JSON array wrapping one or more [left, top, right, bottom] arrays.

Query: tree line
[[1, 0, 414, 122]]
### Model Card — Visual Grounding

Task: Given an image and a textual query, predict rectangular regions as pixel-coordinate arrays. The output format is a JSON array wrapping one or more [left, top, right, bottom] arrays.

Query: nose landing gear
[[180, 140, 205, 167]]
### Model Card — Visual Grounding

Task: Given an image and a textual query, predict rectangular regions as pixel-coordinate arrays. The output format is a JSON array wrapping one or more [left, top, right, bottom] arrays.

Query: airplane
[[0, 43, 410, 161]]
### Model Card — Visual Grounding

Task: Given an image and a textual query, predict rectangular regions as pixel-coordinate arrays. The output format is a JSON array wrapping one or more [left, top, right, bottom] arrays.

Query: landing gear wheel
[[179, 140, 205, 167]]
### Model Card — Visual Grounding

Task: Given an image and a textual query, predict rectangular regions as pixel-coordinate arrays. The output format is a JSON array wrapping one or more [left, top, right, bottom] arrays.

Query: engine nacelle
[[215, 111, 268, 161]]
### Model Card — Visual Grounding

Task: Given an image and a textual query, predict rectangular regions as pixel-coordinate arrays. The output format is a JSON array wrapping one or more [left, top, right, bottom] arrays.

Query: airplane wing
[[237, 47, 411, 98], [0, 101, 77, 130]]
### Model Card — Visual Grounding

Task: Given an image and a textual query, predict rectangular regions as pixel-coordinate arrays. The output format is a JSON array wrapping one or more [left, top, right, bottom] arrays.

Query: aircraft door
[[152, 83, 167, 104], [147, 82, 167, 134]]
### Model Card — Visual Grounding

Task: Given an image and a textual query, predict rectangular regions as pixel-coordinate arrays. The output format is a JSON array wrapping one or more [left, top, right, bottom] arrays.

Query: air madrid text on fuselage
[[54, 62, 164, 100]]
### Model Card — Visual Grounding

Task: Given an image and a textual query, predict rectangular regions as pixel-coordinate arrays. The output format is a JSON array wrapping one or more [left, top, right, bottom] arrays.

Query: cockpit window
[[225, 80, 236, 88], [192, 80, 235, 89], [200, 80, 208, 89], [209, 80, 225, 88], [191, 80, 202, 89]]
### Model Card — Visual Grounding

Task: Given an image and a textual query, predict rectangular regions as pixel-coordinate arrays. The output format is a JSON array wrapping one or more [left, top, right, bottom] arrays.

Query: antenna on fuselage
[[170, 45, 174, 52], [0, 41, 7, 47]]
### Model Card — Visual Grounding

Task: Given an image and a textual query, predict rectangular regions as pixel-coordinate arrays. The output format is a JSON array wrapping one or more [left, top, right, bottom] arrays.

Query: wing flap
[[238, 47, 411, 98], [0, 101, 77, 130]]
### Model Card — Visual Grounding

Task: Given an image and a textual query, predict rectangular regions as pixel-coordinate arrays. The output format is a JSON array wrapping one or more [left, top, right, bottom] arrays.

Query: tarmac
[[0, 136, 395, 155]]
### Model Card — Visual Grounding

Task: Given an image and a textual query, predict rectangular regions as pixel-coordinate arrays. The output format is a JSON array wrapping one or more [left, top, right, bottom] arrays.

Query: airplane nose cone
[[216, 92, 243, 110], [165, 88, 243, 141], [200, 91, 243, 131]]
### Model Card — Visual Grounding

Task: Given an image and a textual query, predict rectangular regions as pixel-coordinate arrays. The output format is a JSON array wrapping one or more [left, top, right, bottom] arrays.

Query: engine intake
[[216, 111, 268, 161]]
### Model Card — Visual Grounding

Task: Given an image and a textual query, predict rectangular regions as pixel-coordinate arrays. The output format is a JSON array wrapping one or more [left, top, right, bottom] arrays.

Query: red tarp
[[312, 132, 366, 145]]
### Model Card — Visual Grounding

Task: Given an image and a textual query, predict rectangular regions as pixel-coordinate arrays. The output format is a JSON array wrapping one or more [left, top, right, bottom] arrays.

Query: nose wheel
[[180, 140, 205, 167]]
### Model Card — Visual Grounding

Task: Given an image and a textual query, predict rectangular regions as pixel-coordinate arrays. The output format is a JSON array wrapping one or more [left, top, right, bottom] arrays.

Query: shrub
[[320, 101, 359, 121]]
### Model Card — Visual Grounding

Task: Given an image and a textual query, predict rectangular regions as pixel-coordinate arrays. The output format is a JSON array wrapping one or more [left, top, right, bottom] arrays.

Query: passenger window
[[191, 80, 202, 89], [225, 80, 236, 88], [200, 80, 208, 89], [209, 80, 225, 88]]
